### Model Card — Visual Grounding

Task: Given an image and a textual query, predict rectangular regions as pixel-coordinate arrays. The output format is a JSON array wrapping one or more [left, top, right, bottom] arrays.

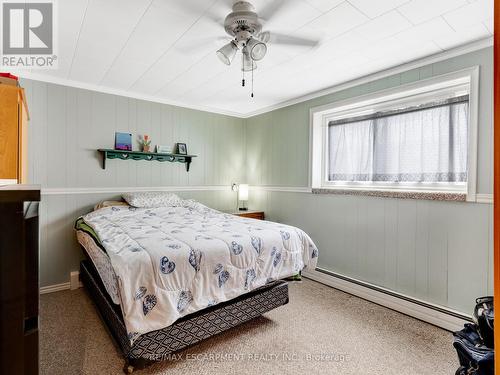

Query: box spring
[[79, 259, 289, 371]]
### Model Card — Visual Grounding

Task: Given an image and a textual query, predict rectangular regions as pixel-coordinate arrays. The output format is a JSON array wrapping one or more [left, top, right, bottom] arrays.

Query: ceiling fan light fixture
[[241, 48, 257, 72], [216, 41, 238, 65], [214, 1, 321, 98], [245, 37, 267, 61]]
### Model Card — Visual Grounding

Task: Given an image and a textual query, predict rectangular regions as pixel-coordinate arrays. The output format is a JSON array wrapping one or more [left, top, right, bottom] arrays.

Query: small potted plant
[[139, 135, 152, 152]]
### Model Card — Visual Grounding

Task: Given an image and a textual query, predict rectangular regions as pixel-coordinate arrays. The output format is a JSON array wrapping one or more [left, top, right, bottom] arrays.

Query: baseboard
[[302, 268, 470, 332], [40, 271, 82, 294], [40, 282, 71, 294]]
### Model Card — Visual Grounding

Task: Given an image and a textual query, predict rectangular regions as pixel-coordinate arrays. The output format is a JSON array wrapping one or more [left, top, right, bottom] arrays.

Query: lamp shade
[[246, 37, 267, 61], [216, 41, 238, 65], [238, 184, 249, 201]]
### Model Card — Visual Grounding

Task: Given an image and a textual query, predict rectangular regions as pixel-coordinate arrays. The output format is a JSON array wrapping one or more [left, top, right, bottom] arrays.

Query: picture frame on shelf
[[156, 145, 172, 154], [176, 143, 187, 155], [115, 132, 132, 151]]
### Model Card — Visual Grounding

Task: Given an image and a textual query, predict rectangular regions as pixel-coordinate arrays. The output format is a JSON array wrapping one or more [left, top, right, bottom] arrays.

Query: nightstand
[[231, 210, 265, 220]]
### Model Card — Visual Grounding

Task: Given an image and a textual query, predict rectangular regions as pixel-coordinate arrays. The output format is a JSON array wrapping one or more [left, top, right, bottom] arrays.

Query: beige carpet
[[40, 279, 458, 375]]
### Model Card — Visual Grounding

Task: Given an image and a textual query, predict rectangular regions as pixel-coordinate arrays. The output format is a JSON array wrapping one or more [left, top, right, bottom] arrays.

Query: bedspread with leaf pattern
[[83, 202, 318, 343]]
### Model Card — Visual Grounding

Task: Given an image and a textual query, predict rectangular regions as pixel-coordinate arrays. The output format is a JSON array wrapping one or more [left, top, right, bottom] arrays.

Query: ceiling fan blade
[[175, 36, 230, 54], [222, 0, 236, 8], [173, 0, 228, 27], [258, 31, 319, 47], [258, 0, 291, 22]]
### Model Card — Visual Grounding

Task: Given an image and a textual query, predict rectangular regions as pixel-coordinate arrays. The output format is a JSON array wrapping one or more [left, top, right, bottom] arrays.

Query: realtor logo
[[1, 1, 57, 68]]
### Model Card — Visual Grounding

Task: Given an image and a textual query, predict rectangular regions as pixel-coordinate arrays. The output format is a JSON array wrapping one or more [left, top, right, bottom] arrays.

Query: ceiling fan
[[212, 0, 320, 97]]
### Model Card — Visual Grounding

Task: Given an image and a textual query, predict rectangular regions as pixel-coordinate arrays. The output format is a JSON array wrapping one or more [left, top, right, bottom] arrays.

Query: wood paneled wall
[[250, 190, 492, 314], [21, 79, 246, 287], [245, 47, 494, 314], [22, 80, 245, 189]]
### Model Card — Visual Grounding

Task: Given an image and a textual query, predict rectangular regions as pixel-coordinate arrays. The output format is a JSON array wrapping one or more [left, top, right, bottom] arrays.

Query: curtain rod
[[328, 95, 469, 127]]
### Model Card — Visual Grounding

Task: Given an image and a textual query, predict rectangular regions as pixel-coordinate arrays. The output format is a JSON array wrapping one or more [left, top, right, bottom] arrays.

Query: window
[[310, 68, 479, 201]]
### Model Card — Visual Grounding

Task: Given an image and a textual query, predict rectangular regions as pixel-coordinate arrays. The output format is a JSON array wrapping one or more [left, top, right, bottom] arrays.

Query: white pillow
[[93, 200, 129, 211], [122, 192, 182, 208], [180, 199, 210, 212]]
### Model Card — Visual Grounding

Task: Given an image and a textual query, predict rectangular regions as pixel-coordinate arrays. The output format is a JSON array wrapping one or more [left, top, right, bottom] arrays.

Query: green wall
[[22, 79, 246, 287], [25, 47, 494, 315], [245, 47, 493, 314]]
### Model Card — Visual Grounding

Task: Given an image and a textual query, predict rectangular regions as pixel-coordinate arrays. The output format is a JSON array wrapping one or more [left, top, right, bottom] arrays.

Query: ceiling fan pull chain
[[242, 55, 245, 87], [251, 64, 254, 98]]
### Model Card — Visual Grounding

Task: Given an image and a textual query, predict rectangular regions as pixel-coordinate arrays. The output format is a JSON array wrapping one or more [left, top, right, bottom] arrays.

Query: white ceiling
[[16, 0, 493, 117]]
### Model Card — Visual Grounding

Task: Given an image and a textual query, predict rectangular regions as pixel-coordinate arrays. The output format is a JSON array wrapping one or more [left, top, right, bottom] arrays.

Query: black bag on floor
[[473, 297, 494, 349], [453, 323, 494, 375]]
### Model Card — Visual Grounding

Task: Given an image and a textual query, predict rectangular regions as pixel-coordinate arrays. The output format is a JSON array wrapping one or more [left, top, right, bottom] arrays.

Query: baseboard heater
[[302, 267, 471, 332]]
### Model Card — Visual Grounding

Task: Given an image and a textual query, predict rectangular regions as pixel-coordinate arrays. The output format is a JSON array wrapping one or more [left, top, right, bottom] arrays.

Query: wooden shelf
[[98, 149, 197, 171]]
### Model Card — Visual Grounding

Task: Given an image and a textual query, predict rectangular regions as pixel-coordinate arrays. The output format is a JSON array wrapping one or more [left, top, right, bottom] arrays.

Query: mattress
[[75, 226, 121, 305], [76, 213, 303, 308], [81, 203, 318, 343]]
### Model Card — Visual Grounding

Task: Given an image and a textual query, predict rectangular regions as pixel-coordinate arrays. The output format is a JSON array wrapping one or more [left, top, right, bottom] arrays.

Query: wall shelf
[[97, 149, 197, 171]]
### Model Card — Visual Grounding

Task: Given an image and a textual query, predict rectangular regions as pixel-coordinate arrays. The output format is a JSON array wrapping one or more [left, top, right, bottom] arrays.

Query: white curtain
[[328, 101, 469, 183]]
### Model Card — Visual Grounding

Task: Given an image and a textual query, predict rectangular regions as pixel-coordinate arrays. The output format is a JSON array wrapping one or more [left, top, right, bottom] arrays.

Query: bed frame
[[79, 259, 290, 373]]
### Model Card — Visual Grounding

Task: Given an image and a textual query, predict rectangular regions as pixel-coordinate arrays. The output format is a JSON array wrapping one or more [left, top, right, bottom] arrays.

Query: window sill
[[311, 188, 467, 202]]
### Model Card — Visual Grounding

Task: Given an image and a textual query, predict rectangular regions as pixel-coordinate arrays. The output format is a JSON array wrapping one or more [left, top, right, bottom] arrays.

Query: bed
[[75, 192, 318, 373]]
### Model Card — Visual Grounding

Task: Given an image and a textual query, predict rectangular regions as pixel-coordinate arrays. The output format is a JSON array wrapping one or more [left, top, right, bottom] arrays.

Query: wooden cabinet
[[0, 185, 40, 375], [0, 85, 29, 184], [232, 211, 265, 220]]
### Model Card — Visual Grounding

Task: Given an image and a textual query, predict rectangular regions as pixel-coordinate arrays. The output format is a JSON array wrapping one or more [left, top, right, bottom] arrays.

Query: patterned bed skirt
[[80, 260, 289, 365]]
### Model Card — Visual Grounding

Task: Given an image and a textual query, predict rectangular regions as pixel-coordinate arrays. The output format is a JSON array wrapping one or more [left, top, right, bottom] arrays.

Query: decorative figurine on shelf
[[139, 135, 152, 152]]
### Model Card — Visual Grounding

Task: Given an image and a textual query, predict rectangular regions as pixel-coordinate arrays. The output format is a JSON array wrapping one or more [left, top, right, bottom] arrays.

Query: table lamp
[[238, 184, 249, 211]]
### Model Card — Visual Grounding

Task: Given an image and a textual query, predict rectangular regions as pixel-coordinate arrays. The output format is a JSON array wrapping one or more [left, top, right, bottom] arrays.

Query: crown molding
[[15, 37, 492, 119], [17, 73, 245, 118]]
